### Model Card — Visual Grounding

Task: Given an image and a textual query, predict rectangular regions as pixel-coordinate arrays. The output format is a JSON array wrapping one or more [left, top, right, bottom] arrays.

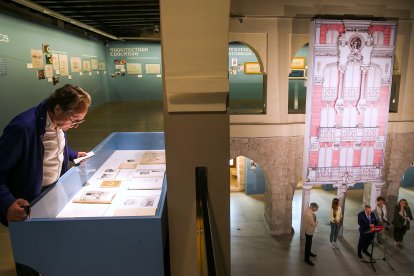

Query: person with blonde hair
[[392, 199, 413, 247], [329, 198, 342, 249]]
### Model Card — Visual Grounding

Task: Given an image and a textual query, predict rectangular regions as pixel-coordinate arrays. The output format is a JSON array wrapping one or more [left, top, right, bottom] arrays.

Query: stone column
[[300, 185, 312, 239], [362, 181, 385, 209], [336, 184, 348, 236], [370, 181, 385, 209]]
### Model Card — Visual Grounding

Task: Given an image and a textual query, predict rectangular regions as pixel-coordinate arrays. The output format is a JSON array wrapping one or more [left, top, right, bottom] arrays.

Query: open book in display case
[[9, 132, 168, 276]]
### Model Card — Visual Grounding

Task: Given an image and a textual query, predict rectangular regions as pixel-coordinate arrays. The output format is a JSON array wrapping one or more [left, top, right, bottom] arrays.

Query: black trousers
[[394, 226, 407, 242], [305, 234, 313, 261], [358, 232, 374, 254], [15, 263, 39, 276]]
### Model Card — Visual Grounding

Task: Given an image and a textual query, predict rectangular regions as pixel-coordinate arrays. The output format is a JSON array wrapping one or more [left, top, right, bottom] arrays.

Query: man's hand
[[77, 152, 88, 158], [7, 199, 30, 222]]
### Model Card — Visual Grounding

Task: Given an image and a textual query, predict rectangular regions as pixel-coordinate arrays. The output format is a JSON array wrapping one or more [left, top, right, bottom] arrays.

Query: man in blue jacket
[[357, 204, 378, 259], [0, 84, 91, 275]]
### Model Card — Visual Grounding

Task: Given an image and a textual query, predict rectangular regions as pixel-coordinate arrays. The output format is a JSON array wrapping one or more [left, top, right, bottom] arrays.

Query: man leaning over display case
[[0, 84, 91, 275]]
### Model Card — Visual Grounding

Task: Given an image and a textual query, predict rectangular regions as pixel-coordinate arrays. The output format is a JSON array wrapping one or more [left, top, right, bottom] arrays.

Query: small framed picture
[[291, 57, 306, 69], [42, 44, 50, 53], [289, 69, 306, 79], [244, 62, 261, 74]]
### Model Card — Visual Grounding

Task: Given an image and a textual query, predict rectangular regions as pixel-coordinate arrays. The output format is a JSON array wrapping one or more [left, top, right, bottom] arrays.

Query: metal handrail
[[195, 167, 216, 276]]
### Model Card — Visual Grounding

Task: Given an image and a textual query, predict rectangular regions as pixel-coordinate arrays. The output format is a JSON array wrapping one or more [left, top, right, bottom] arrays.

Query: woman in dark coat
[[392, 199, 413, 247]]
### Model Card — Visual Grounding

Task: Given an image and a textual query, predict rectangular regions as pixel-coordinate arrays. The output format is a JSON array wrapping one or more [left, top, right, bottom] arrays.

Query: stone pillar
[[300, 185, 312, 239], [370, 181, 385, 208], [160, 0, 231, 275], [362, 181, 385, 209], [236, 156, 246, 191], [336, 184, 348, 237], [362, 182, 371, 206]]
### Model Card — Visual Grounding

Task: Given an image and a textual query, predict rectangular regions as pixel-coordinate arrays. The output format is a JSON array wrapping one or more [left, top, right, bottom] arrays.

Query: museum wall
[[0, 10, 109, 133], [105, 41, 163, 101]]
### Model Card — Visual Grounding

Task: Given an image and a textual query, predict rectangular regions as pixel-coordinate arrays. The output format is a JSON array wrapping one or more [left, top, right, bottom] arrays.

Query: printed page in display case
[[139, 150, 165, 164], [132, 169, 165, 178], [72, 189, 117, 204], [58, 149, 166, 218], [106, 190, 162, 217], [127, 177, 163, 190]]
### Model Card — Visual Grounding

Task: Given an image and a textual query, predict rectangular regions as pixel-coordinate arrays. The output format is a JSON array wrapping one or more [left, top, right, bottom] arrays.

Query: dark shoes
[[305, 260, 315, 266], [363, 251, 372, 257], [310, 253, 317, 257]]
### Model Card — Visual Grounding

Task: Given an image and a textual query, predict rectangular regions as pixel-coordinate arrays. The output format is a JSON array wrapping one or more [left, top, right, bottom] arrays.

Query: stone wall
[[230, 136, 304, 235], [230, 132, 414, 235], [383, 132, 414, 220]]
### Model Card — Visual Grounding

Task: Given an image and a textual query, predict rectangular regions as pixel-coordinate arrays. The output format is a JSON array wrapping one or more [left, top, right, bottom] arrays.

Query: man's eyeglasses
[[66, 113, 85, 128]]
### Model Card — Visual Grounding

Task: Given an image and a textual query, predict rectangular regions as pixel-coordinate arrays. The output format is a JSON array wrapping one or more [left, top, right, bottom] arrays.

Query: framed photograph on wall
[[244, 62, 261, 74], [291, 57, 306, 69], [289, 69, 306, 79]]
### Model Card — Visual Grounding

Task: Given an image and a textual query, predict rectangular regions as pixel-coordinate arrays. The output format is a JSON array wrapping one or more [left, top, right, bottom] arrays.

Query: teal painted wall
[[105, 41, 163, 101], [0, 11, 264, 133], [228, 43, 263, 100], [0, 10, 108, 133]]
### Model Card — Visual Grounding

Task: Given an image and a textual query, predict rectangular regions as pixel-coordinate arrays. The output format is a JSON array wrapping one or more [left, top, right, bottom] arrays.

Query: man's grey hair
[[310, 202, 319, 209]]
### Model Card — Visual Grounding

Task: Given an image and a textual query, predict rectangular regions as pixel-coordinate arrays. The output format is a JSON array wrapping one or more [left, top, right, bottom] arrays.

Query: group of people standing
[[303, 196, 413, 266]]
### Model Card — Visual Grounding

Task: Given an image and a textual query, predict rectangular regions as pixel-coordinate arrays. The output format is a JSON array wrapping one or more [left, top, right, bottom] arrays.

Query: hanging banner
[[303, 19, 397, 186]]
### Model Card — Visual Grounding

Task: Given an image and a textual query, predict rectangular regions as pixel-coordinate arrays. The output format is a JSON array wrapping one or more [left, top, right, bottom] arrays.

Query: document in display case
[[9, 132, 168, 276]]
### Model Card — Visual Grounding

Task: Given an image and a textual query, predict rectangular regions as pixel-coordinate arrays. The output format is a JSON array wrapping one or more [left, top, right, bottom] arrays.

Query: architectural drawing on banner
[[303, 20, 397, 188]]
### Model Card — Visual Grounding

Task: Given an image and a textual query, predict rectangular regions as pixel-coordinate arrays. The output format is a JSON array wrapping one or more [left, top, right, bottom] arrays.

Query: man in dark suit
[[357, 205, 378, 259]]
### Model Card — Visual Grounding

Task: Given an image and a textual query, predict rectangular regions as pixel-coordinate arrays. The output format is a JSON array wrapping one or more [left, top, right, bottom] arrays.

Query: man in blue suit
[[0, 84, 91, 275], [357, 205, 378, 259]]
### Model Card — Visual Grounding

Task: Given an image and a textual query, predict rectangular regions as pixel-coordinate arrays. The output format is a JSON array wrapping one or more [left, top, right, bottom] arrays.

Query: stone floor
[[231, 187, 414, 276], [1, 101, 413, 275]]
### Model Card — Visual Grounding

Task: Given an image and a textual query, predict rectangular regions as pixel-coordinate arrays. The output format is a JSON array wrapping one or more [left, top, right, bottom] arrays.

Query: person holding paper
[[357, 205, 378, 259], [0, 84, 91, 225], [0, 84, 91, 275]]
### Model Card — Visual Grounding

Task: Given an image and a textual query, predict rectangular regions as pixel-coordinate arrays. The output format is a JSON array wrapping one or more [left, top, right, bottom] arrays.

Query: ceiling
[[3, 0, 161, 40]]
